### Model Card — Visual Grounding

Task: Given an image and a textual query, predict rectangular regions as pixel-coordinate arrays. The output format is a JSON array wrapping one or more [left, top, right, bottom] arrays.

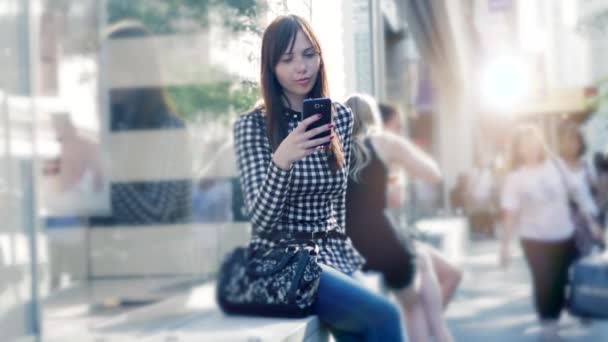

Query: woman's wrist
[[272, 154, 292, 171]]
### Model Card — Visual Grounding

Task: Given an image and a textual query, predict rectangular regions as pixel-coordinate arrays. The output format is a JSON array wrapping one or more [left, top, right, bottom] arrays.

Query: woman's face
[[560, 129, 582, 160], [274, 29, 321, 105], [384, 114, 402, 134], [519, 135, 543, 166]]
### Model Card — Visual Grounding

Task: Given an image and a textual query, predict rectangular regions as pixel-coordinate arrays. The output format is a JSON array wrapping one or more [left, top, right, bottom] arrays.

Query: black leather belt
[[258, 229, 347, 241]]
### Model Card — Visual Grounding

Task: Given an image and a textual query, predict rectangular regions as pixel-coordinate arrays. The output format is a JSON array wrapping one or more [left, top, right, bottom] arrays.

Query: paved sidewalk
[[446, 239, 608, 341]]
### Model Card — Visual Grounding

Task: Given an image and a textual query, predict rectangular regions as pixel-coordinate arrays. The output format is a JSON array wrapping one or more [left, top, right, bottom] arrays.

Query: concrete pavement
[[446, 239, 608, 341]]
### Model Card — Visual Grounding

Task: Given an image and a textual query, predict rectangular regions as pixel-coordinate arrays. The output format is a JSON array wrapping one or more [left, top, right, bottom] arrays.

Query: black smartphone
[[302, 97, 332, 146]]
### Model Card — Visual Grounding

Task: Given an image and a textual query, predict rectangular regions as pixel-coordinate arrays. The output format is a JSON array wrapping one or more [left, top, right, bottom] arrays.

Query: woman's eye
[[304, 52, 317, 58], [281, 57, 293, 63]]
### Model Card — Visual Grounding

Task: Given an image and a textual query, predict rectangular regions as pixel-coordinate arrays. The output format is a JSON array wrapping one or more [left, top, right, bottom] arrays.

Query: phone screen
[[302, 98, 332, 146]]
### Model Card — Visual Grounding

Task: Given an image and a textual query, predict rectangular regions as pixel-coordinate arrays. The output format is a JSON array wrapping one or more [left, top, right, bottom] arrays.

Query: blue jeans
[[314, 265, 405, 341]]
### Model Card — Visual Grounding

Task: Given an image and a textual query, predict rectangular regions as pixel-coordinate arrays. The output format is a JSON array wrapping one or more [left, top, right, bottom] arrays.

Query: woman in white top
[[500, 124, 589, 341]]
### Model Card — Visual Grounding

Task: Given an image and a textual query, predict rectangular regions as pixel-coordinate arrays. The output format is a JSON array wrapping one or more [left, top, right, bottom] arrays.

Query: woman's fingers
[[300, 134, 333, 149], [302, 123, 333, 140], [294, 114, 321, 133], [283, 118, 333, 163], [291, 147, 318, 160], [304, 148, 318, 157]]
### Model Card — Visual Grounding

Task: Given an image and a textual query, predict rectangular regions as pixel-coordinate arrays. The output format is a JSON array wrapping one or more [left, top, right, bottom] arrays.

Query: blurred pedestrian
[[450, 173, 468, 214], [345, 94, 454, 342], [378, 103, 407, 211], [467, 157, 498, 237], [557, 120, 604, 255], [500, 124, 589, 341], [593, 151, 608, 226]]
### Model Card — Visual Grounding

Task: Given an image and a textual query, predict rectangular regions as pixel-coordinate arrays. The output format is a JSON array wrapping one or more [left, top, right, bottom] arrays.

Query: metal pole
[[24, 0, 42, 338]]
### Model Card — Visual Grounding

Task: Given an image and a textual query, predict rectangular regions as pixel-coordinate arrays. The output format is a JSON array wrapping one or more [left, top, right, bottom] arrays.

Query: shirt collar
[[284, 108, 301, 123]]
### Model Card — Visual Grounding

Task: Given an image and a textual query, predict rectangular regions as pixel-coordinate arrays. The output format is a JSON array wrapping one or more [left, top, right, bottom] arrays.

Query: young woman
[[500, 124, 588, 341], [344, 94, 454, 342], [233, 15, 404, 341]]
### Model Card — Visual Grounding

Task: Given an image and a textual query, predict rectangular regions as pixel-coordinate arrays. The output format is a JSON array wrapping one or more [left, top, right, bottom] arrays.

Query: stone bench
[[41, 215, 467, 342], [42, 273, 390, 342], [44, 281, 329, 342]]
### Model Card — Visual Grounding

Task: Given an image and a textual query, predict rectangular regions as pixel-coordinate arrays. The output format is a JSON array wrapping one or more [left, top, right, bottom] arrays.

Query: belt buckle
[[303, 243, 320, 256]]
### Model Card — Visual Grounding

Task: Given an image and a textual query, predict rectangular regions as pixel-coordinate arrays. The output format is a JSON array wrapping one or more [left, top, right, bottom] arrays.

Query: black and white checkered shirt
[[234, 102, 365, 274]]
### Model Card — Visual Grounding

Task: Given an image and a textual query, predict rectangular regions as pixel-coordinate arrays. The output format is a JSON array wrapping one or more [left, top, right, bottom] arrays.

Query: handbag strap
[[287, 251, 313, 302], [247, 240, 319, 277], [247, 250, 298, 276], [550, 157, 601, 240], [549, 156, 579, 207]]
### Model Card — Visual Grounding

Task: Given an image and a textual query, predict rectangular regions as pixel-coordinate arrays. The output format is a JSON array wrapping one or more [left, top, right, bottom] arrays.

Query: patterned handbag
[[216, 240, 323, 318]]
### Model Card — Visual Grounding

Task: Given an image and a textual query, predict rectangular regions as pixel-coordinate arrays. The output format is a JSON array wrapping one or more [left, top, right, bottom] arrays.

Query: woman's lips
[[295, 77, 311, 86]]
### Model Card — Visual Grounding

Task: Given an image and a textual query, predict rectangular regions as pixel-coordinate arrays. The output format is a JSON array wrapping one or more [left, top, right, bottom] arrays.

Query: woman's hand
[[272, 114, 334, 170]]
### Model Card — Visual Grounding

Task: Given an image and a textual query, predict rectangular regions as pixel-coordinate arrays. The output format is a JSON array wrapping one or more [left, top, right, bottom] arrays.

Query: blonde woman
[[344, 94, 454, 342], [500, 124, 581, 341]]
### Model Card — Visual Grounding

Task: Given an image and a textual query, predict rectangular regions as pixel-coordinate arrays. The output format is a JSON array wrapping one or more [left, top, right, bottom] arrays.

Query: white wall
[[435, 0, 474, 201], [311, 0, 355, 101]]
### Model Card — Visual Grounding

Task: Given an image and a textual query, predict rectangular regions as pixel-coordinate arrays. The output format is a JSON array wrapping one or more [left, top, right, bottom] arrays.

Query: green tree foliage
[[107, 0, 263, 35], [107, 0, 263, 122], [168, 81, 259, 124]]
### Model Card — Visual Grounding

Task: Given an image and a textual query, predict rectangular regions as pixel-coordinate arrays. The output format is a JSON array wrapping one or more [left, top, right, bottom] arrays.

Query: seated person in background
[[450, 173, 469, 214], [466, 159, 498, 237], [346, 94, 460, 342]]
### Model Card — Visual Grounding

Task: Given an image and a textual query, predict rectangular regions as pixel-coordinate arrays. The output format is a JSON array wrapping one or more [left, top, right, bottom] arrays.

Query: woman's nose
[[295, 58, 307, 73]]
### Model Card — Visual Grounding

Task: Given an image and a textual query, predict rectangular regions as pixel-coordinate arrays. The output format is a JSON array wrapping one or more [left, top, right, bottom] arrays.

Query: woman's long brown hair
[[259, 14, 343, 170]]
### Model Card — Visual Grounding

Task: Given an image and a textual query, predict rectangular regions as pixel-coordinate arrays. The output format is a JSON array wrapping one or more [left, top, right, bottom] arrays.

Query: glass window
[[0, 0, 315, 339], [1, 1, 40, 339], [40, 0, 267, 335]]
